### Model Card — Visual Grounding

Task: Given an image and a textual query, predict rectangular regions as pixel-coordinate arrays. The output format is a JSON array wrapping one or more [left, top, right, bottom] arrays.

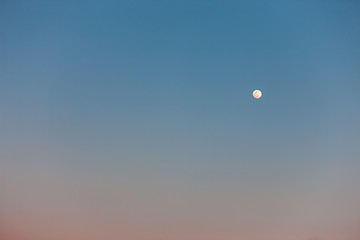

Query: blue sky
[[1, 1, 360, 239]]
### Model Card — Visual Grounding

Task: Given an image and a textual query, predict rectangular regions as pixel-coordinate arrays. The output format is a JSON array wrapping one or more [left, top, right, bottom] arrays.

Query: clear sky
[[1, 1, 360, 240]]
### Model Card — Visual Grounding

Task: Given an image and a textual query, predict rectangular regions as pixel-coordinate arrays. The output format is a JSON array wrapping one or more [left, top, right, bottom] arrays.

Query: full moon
[[253, 90, 262, 99]]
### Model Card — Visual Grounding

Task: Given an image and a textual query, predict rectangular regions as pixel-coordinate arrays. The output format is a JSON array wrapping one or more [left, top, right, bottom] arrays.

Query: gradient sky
[[1, 1, 360, 240]]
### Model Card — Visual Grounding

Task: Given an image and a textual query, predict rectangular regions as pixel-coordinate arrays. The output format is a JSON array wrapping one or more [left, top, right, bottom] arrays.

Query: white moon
[[253, 90, 262, 99]]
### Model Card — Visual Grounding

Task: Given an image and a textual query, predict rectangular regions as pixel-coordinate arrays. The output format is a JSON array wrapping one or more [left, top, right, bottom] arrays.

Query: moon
[[253, 90, 262, 99]]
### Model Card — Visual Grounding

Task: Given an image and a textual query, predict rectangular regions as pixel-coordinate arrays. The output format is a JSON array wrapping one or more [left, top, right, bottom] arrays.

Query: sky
[[1, 0, 360, 239]]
